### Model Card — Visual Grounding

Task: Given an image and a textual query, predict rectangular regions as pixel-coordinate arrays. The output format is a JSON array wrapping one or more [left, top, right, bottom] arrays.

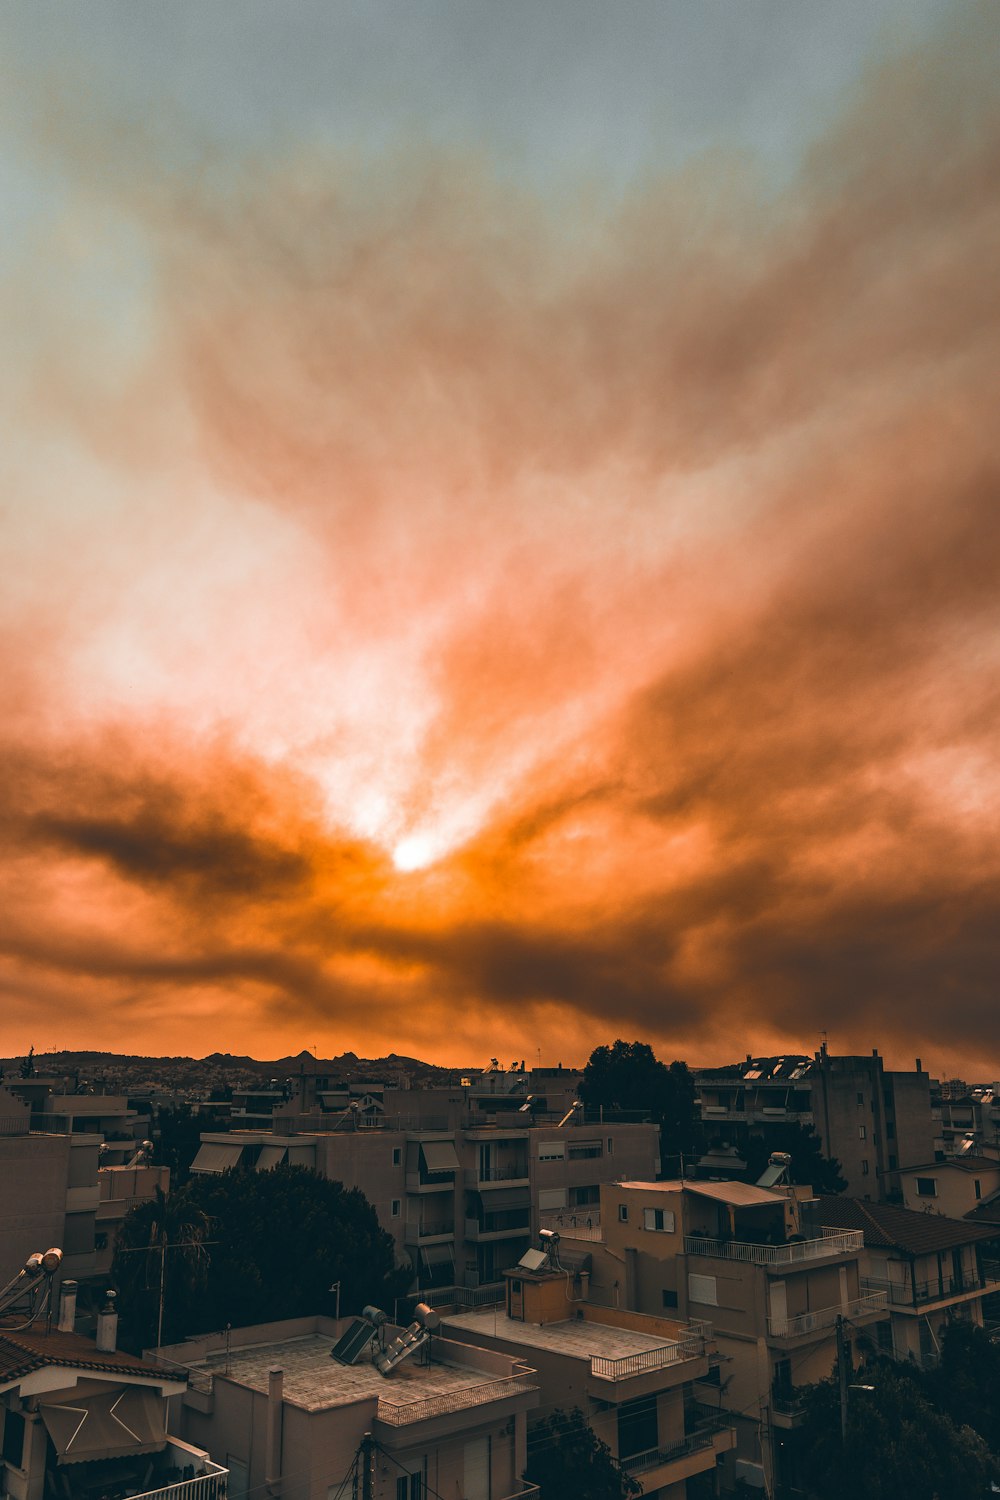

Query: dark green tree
[[579, 1041, 697, 1164], [798, 1359, 999, 1500], [152, 1104, 228, 1185], [918, 1320, 1000, 1454], [741, 1122, 847, 1194], [114, 1165, 406, 1352], [525, 1408, 641, 1500], [112, 1186, 211, 1351]]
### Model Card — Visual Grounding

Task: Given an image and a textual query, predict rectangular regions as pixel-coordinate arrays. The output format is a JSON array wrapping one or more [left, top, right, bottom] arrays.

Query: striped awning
[[190, 1142, 243, 1174], [40, 1389, 166, 1465]]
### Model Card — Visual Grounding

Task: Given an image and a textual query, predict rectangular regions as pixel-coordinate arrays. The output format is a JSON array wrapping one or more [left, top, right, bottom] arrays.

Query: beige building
[[442, 1263, 735, 1498], [0, 1310, 223, 1500], [696, 1048, 935, 1200], [816, 1195, 1000, 1366], [547, 1178, 886, 1495], [896, 1154, 1000, 1218], [96, 1164, 172, 1277], [0, 1089, 101, 1286], [157, 1312, 540, 1500], [190, 1111, 658, 1298]]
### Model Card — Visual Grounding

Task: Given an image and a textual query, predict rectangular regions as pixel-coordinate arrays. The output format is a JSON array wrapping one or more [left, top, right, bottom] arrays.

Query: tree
[[579, 1041, 698, 1163], [113, 1186, 211, 1351], [741, 1122, 847, 1194], [525, 1408, 641, 1500], [798, 1358, 1000, 1500], [918, 1319, 1000, 1455], [113, 1165, 406, 1352]]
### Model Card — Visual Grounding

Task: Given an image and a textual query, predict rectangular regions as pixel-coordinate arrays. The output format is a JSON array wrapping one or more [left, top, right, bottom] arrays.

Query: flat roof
[[443, 1309, 685, 1363], [187, 1333, 524, 1415], [617, 1179, 783, 1208]]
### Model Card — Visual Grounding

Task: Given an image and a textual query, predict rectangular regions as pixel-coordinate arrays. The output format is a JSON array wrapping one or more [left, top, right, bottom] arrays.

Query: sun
[[391, 832, 437, 872]]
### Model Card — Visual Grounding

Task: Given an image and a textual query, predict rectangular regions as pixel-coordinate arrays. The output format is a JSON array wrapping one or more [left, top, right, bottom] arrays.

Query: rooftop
[[184, 1332, 536, 1418], [816, 1196, 999, 1256], [443, 1307, 696, 1366], [0, 1325, 184, 1388], [618, 1179, 784, 1209]]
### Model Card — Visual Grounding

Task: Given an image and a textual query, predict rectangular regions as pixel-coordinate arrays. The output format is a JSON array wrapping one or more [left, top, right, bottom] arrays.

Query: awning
[[255, 1145, 287, 1171], [419, 1243, 455, 1267], [479, 1187, 530, 1212], [41, 1389, 166, 1465], [190, 1143, 243, 1174], [420, 1141, 459, 1173]]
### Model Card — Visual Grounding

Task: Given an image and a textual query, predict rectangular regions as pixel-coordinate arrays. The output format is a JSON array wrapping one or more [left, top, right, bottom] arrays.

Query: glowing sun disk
[[392, 833, 437, 872]]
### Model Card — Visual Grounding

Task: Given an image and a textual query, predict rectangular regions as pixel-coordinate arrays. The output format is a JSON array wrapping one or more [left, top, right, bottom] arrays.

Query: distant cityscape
[[3, 1042, 1000, 1498]]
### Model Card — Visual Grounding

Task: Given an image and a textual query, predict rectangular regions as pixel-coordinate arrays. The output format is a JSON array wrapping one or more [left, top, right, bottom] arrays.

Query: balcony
[[620, 1412, 736, 1488], [767, 1291, 887, 1339], [497, 1487, 540, 1500], [591, 1328, 706, 1383], [539, 1211, 602, 1242], [771, 1387, 807, 1427], [863, 1264, 1000, 1308], [464, 1214, 531, 1242], [404, 1221, 455, 1245], [684, 1227, 864, 1268], [464, 1166, 530, 1188], [133, 1461, 228, 1500], [405, 1171, 456, 1193]]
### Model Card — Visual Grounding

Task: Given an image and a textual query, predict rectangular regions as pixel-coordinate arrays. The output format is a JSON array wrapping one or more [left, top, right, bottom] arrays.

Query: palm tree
[[113, 1187, 211, 1351]]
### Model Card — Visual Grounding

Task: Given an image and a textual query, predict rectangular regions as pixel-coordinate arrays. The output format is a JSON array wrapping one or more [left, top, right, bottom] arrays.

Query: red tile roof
[[0, 1325, 184, 1385], [817, 1196, 998, 1255]]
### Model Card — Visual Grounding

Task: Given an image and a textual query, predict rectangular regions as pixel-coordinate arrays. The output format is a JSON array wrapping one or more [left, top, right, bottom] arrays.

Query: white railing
[[591, 1333, 704, 1381], [767, 1291, 887, 1338], [133, 1463, 228, 1500], [684, 1228, 864, 1266], [497, 1486, 540, 1500], [376, 1374, 538, 1425]]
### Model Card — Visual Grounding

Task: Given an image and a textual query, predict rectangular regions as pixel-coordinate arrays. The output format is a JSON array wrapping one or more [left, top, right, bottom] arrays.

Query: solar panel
[[518, 1248, 548, 1271], [330, 1318, 373, 1365], [756, 1164, 785, 1188]]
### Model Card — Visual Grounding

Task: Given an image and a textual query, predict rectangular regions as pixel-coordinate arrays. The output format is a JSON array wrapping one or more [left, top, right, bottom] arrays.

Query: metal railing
[[464, 1166, 530, 1186], [497, 1485, 540, 1500], [863, 1269, 1000, 1307], [684, 1228, 864, 1266], [133, 1463, 228, 1500], [376, 1374, 538, 1425], [620, 1421, 725, 1476], [538, 1212, 602, 1241], [591, 1332, 705, 1381], [767, 1291, 887, 1338]]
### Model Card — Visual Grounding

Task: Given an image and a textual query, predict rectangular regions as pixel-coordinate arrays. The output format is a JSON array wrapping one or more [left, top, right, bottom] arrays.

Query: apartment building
[[816, 1195, 1000, 1367], [6, 1082, 150, 1167], [157, 1312, 540, 1500], [190, 1108, 658, 1298], [0, 1303, 223, 1500], [695, 1046, 935, 1200], [547, 1177, 885, 1495], [0, 1088, 101, 1286], [442, 1260, 735, 1498], [896, 1154, 1000, 1218], [95, 1163, 172, 1277]]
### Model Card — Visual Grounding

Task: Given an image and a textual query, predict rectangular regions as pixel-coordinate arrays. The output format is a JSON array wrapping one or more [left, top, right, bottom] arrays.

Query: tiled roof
[[0, 1326, 183, 1385], [898, 1156, 1000, 1175], [816, 1196, 997, 1255]]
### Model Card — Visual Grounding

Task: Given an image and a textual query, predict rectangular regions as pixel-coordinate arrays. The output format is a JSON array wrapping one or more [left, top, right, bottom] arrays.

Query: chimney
[[265, 1367, 283, 1493], [58, 1279, 78, 1334], [916, 1058, 922, 1073], [96, 1290, 118, 1352]]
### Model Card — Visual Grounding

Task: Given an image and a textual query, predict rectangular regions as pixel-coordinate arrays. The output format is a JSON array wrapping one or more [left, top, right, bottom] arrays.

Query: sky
[[1, 1, 998, 1076]]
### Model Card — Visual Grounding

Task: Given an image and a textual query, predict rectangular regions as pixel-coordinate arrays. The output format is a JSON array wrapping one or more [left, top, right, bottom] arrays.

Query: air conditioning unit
[[800, 1311, 818, 1332]]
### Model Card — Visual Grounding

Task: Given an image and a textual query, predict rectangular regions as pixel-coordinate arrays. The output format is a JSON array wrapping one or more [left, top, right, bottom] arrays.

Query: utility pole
[[360, 1432, 374, 1500], [836, 1315, 851, 1444]]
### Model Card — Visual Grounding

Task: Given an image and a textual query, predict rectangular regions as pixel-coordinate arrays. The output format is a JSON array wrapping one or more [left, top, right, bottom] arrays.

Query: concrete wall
[[0, 1133, 71, 1282]]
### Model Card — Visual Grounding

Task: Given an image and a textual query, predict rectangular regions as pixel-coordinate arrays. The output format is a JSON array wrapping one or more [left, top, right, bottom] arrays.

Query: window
[[568, 1141, 602, 1160], [886, 1121, 896, 1139], [538, 1140, 566, 1161], [661, 1288, 678, 1309], [861, 1161, 869, 1176], [643, 1207, 675, 1233], [618, 1204, 629, 1222], [916, 1177, 937, 1197], [607, 1137, 614, 1154], [857, 1092, 865, 1107], [391, 1199, 401, 1217], [392, 1147, 402, 1166], [396, 1476, 421, 1500], [889, 1154, 898, 1171], [688, 1272, 718, 1306], [858, 1125, 867, 1140], [975, 1179, 983, 1200], [2, 1408, 25, 1468]]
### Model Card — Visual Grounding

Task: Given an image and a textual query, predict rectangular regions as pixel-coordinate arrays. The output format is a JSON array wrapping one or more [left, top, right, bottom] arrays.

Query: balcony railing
[[464, 1166, 529, 1186], [863, 1268, 1000, 1307], [591, 1330, 705, 1381], [376, 1373, 538, 1425], [497, 1486, 540, 1500], [767, 1291, 887, 1338], [133, 1465, 228, 1500], [538, 1212, 602, 1241], [684, 1228, 864, 1267], [620, 1415, 731, 1476]]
